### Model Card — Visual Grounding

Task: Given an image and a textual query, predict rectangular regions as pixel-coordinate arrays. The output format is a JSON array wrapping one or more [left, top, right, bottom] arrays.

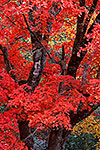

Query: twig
[[22, 128, 37, 142], [5, 15, 16, 25]]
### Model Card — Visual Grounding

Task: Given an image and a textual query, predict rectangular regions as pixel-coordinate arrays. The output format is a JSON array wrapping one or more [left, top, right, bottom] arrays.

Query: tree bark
[[18, 120, 34, 150], [48, 128, 70, 150]]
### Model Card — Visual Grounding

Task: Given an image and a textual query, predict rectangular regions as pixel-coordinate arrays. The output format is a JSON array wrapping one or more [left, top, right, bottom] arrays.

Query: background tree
[[0, 0, 100, 150], [71, 114, 100, 150]]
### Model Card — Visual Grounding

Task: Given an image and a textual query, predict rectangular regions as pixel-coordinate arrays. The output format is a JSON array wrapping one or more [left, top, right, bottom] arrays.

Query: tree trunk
[[18, 120, 34, 150], [48, 128, 70, 150]]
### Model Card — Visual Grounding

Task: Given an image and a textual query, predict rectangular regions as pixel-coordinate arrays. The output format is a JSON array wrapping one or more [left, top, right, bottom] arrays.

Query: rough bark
[[27, 48, 47, 91], [48, 128, 70, 150]]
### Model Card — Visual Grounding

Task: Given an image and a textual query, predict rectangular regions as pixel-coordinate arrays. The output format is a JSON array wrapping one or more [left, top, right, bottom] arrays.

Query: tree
[[0, 0, 100, 150], [72, 115, 100, 149]]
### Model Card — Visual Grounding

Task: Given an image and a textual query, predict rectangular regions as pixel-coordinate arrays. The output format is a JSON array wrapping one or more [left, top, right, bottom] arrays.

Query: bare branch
[[58, 45, 67, 93]]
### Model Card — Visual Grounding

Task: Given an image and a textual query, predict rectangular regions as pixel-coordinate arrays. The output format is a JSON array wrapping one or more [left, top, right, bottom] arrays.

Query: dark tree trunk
[[48, 128, 70, 150], [18, 120, 34, 150]]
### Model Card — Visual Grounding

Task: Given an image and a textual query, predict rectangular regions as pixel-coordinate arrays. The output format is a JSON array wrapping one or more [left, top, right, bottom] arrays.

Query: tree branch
[[22, 13, 48, 91], [0, 44, 16, 81], [66, 0, 100, 128], [0, 44, 11, 73], [70, 103, 100, 126], [27, 48, 47, 91], [18, 120, 34, 149], [17, 13, 48, 149], [5, 15, 16, 25], [61, 45, 65, 61], [59, 45, 67, 75], [66, 1, 99, 78], [83, 0, 98, 35], [23, 13, 59, 65], [22, 129, 37, 142], [66, 0, 86, 78]]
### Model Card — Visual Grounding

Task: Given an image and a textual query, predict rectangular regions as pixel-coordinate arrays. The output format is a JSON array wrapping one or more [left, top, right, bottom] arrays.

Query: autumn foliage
[[0, 0, 100, 149]]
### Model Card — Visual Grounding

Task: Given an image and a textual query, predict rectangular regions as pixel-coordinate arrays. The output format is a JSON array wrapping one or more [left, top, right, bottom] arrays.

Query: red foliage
[[0, 0, 100, 149]]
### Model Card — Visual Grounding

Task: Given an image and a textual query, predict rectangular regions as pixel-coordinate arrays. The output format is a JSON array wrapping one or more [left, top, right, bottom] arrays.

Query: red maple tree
[[0, 0, 100, 150]]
